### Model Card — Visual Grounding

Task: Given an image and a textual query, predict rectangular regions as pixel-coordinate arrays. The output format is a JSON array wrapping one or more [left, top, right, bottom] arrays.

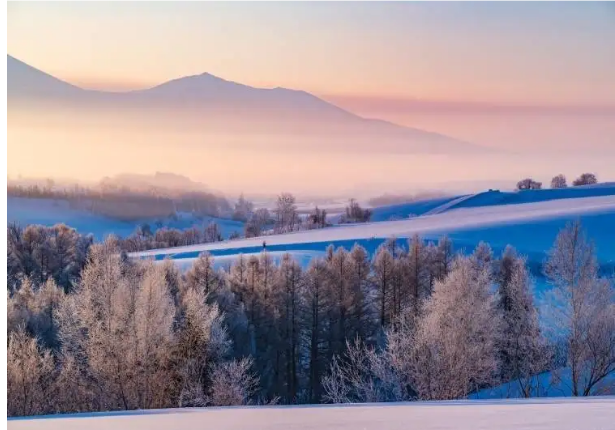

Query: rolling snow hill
[[8, 397, 615, 430], [131, 193, 615, 267]]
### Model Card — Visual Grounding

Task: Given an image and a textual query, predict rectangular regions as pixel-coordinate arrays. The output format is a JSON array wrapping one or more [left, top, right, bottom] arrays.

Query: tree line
[[517, 172, 599, 191], [7, 221, 615, 417], [8, 183, 231, 221]]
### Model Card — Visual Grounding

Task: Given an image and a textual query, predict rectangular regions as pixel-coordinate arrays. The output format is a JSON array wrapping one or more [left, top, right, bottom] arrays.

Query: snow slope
[[370, 183, 615, 221], [131, 195, 615, 265], [8, 397, 615, 430], [472, 368, 615, 400], [7, 197, 244, 240]]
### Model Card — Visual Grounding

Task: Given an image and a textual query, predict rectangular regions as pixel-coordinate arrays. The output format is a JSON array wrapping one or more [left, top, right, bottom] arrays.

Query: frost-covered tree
[[340, 199, 372, 224], [543, 221, 615, 396], [471, 241, 494, 277], [274, 193, 298, 233], [185, 252, 220, 296], [7, 328, 54, 417], [572, 173, 598, 186], [497, 247, 549, 397], [204, 222, 223, 243], [322, 337, 409, 404], [306, 206, 328, 229], [233, 194, 254, 222], [176, 287, 230, 407], [550, 174, 568, 189], [409, 257, 501, 400], [207, 358, 259, 406], [133, 263, 176, 408]]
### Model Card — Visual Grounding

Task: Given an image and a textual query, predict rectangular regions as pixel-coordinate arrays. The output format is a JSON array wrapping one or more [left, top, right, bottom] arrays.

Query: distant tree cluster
[[572, 173, 598, 187], [245, 208, 273, 238], [118, 222, 224, 253], [7, 223, 93, 293], [306, 207, 328, 229], [340, 199, 372, 223], [232, 194, 254, 222], [518, 173, 600, 191], [274, 193, 299, 233], [516, 178, 543, 190], [550, 174, 567, 189], [8, 183, 231, 221]]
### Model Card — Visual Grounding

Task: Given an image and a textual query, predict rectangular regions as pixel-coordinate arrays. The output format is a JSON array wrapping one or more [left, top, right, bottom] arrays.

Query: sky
[[7, 2, 615, 196], [8, 2, 615, 106]]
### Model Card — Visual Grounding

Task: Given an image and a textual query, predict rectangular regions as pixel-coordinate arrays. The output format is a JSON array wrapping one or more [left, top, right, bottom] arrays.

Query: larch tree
[[497, 247, 549, 397], [7, 328, 54, 417]]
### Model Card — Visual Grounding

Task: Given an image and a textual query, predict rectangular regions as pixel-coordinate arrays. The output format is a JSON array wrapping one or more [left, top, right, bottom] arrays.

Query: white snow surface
[[8, 397, 615, 430], [131, 194, 615, 260]]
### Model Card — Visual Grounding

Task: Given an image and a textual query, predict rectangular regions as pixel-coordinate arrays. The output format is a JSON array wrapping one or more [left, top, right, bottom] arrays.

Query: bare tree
[[551, 174, 568, 189], [542, 221, 615, 396], [274, 193, 298, 233], [517, 178, 542, 190], [572, 173, 598, 186]]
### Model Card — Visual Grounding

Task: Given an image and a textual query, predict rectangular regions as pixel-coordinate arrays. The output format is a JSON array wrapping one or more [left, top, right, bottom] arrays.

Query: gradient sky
[[8, 1, 615, 106], [7, 2, 615, 195]]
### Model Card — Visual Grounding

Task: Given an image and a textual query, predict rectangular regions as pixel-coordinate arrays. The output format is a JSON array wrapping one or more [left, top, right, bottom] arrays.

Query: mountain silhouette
[[8, 54, 485, 153]]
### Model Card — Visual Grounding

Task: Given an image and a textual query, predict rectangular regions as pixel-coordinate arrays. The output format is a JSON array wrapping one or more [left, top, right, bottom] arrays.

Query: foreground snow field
[[131, 195, 615, 264], [8, 397, 615, 430]]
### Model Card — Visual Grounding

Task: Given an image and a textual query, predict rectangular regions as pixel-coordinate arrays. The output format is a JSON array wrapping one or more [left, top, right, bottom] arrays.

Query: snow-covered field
[[131, 193, 615, 266], [8, 397, 615, 430], [7, 197, 244, 240]]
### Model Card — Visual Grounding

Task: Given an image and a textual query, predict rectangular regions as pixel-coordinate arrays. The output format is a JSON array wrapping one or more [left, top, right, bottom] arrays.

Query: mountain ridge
[[7, 54, 486, 153]]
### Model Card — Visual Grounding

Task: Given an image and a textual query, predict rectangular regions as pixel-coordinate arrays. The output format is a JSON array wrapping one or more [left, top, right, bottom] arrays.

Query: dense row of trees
[[119, 222, 224, 253], [6, 222, 226, 291], [7, 222, 615, 417], [517, 173, 599, 191], [8, 183, 231, 221], [340, 199, 372, 223]]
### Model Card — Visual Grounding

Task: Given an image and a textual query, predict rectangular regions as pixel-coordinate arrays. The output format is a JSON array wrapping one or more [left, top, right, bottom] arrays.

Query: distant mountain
[[8, 55, 84, 99], [7, 54, 485, 153]]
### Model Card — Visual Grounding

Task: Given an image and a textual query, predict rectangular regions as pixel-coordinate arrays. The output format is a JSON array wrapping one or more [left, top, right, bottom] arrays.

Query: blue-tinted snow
[[7, 197, 244, 240]]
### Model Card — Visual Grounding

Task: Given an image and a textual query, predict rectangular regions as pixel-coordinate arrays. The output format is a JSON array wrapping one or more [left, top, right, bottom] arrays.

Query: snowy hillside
[[7, 197, 244, 240], [8, 397, 615, 430], [370, 183, 615, 222], [131, 194, 615, 266]]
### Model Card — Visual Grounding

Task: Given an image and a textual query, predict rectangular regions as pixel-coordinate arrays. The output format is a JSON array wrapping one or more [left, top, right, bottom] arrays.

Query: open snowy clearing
[[131, 195, 615, 263], [8, 397, 615, 430]]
